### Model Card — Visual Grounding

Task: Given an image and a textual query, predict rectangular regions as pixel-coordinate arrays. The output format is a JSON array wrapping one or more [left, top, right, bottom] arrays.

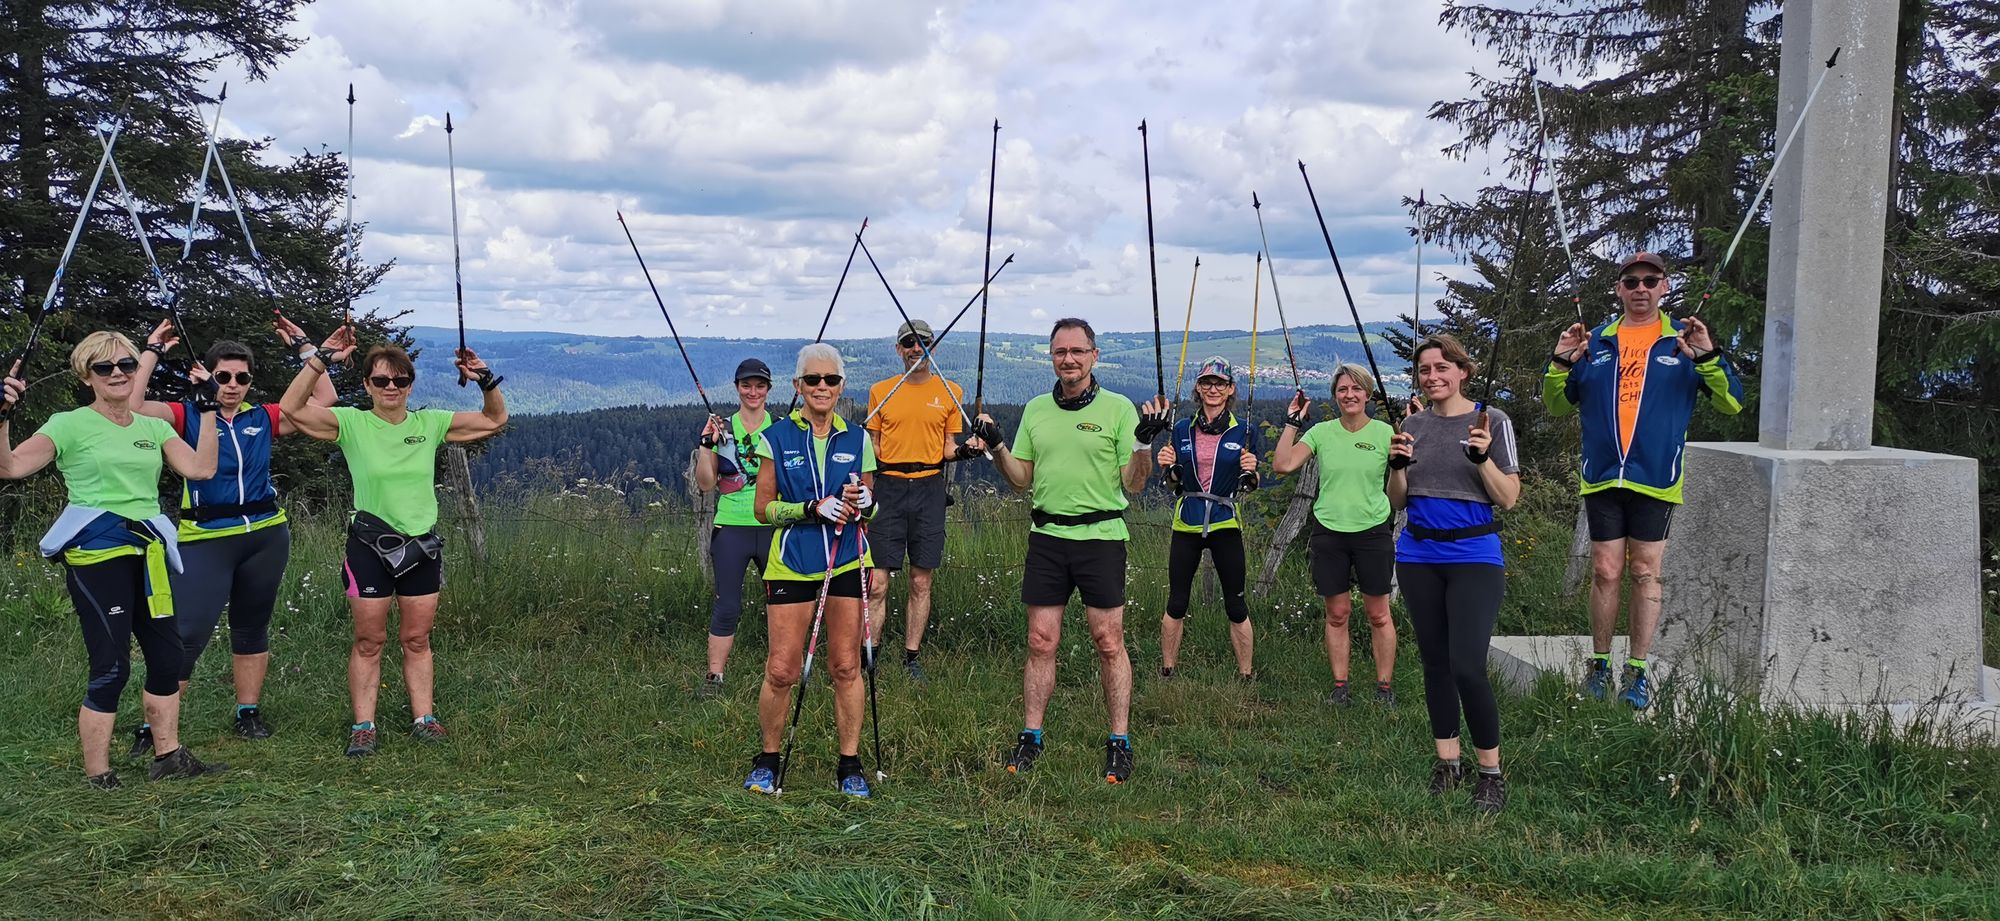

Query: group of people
[[0, 252, 1740, 813]]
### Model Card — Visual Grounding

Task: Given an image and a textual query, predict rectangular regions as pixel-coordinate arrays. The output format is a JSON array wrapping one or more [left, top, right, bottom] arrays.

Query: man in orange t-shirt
[[864, 319, 969, 683]]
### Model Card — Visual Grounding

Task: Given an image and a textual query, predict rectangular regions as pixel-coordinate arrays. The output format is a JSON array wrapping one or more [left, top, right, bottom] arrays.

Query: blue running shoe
[[1584, 658, 1613, 701], [838, 771, 872, 798], [1619, 666, 1653, 710], [744, 761, 778, 795]]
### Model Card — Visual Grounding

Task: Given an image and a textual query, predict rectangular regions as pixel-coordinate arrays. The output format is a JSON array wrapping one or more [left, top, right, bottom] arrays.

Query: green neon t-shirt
[[714, 411, 775, 527], [1011, 389, 1138, 542], [332, 407, 454, 535], [37, 408, 175, 521], [1302, 417, 1394, 533]]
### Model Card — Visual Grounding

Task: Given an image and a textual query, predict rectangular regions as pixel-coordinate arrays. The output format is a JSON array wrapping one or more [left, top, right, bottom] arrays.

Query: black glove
[[1238, 469, 1260, 492], [970, 417, 1005, 451], [470, 367, 504, 392], [1690, 346, 1723, 365], [1464, 444, 1489, 465], [1135, 409, 1170, 445], [1161, 466, 1182, 493], [699, 430, 722, 449], [191, 378, 223, 414], [1388, 452, 1412, 471], [1284, 410, 1309, 430]]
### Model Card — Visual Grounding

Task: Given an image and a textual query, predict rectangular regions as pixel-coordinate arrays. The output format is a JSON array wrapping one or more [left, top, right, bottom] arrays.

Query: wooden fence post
[[445, 445, 488, 564], [684, 449, 715, 584], [1561, 503, 1592, 594], [1253, 457, 1316, 596]]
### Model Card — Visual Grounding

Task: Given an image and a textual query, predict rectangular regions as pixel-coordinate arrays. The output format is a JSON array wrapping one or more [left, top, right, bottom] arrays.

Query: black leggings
[[172, 524, 292, 679], [709, 525, 773, 638], [1398, 562, 1505, 751], [67, 557, 183, 713], [1166, 529, 1249, 623]]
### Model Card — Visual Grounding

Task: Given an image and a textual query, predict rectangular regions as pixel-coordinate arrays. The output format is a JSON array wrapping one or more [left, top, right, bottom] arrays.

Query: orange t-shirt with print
[[1616, 320, 1663, 453], [865, 374, 965, 478]]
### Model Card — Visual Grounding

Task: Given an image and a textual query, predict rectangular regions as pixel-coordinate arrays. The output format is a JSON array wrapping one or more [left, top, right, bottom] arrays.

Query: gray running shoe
[[1326, 683, 1353, 707], [1374, 684, 1397, 708], [697, 673, 725, 700], [346, 725, 379, 757], [85, 770, 120, 790], [903, 657, 928, 685], [411, 715, 448, 744], [1472, 771, 1508, 813], [148, 747, 228, 781], [234, 707, 273, 740], [1428, 760, 1467, 796]]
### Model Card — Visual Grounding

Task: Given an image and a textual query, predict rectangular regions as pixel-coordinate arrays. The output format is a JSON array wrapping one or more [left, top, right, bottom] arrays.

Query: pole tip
[[347, 83, 355, 103], [1002, 252, 1015, 264], [445, 112, 454, 132], [1138, 119, 1146, 132], [1252, 191, 1261, 209], [1826, 47, 1841, 67], [219, 82, 229, 101], [1528, 64, 1538, 78], [616, 209, 626, 222], [1297, 159, 1307, 171], [993, 118, 1000, 131]]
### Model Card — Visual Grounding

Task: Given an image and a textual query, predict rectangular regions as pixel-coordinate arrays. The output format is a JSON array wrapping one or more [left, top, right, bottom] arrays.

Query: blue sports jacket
[[1167, 413, 1256, 534], [762, 411, 869, 578]]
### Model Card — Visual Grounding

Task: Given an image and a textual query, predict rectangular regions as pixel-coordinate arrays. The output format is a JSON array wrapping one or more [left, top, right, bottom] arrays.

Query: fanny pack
[[1030, 508, 1123, 528], [1404, 520, 1504, 542], [350, 511, 443, 577], [877, 461, 946, 475], [186, 498, 281, 523]]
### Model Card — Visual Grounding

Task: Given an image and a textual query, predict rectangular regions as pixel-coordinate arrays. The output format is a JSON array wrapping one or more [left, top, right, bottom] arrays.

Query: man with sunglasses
[[862, 319, 968, 684], [1543, 252, 1743, 709]]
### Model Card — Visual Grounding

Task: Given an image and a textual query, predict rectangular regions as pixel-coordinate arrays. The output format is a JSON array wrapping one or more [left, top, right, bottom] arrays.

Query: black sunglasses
[[799, 373, 844, 387], [367, 374, 415, 389], [210, 371, 252, 385], [899, 335, 933, 350], [1621, 275, 1664, 290], [90, 357, 140, 377]]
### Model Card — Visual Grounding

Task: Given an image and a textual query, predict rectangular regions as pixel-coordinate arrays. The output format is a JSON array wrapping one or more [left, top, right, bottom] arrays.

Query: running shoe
[[1374, 683, 1397, 708], [903, 657, 928, 685], [1472, 771, 1508, 813], [234, 707, 273, 740], [412, 714, 448, 744], [1428, 760, 1468, 796], [345, 724, 379, 757], [744, 756, 778, 795], [697, 673, 725, 700], [837, 771, 872, 798], [1236, 671, 1255, 684], [1326, 683, 1353, 707], [1619, 666, 1653, 710], [84, 770, 120, 790], [1005, 731, 1043, 774], [127, 723, 154, 759], [148, 747, 228, 781], [1584, 657, 1613, 701], [1103, 738, 1134, 784], [1158, 666, 1176, 680]]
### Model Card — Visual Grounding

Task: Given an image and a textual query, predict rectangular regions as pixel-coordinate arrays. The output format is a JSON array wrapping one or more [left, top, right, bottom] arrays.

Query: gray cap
[[734, 358, 772, 382], [895, 319, 934, 341]]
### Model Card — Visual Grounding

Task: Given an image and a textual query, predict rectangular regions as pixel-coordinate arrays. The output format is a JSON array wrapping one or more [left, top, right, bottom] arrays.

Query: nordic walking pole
[[852, 473, 885, 783], [343, 82, 356, 326], [1528, 69, 1585, 320], [856, 235, 975, 428], [1249, 193, 1304, 397], [198, 94, 286, 316], [1696, 47, 1842, 315], [1172, 257, 1200, 407], [179, 83, 226, 263], [1297, 164, 1404, 428], [783, 217, 869, 415], [1410, 189, 1427, 350], [100, 129, 197, 357], [617, 211, 717, 416], [4, 120, 123, 421], [1139, 120, 1165, 402], [1247, 253, 1261, 417], [1460, 68, 1550, 435], [445, 112, 469, 386], [975, 119, 999, 420], [862, 255, 1015, 428]]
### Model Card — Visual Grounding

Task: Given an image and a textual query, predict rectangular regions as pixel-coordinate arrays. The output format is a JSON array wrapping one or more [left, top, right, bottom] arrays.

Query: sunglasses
[[1621, 275, 1664, 290], [899, 335, 933, 350], [798, 373, 844, 387], [1195, 379, 1231, 389], [90, 357, 140, 377], [367, 375, 415, 389], [210, 371, 252, 385]]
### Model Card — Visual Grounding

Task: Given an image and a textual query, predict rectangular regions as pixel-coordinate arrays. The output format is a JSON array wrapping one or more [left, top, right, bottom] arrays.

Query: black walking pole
[[1139, 121, 1165, 401], [975, 119, 999, 420], [1295, 168, 1403, 428], [1250, 192, 1304, 398], [785, 217, 868, 415], [445, 113, 470, 385], [617, 212, 717, 416]]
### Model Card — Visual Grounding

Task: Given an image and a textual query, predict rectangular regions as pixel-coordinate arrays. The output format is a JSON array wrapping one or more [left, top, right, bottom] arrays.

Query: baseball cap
[[1195, 356, 1233, 382], [1618, 252, 1668, 275], [895, 319, 934, 341], [733, 358, 772, 383]]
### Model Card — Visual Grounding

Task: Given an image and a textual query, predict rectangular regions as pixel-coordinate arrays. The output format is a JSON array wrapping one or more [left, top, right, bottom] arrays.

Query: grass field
[[1, 487, 1995, 919]]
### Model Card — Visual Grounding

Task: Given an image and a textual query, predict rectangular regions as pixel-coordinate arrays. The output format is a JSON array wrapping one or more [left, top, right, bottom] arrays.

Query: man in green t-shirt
[[967, 317, 1170, 785]]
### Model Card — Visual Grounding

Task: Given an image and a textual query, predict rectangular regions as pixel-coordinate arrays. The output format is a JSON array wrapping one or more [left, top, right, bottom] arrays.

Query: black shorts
[[1022, 532, 1127, 609], [765, 568, 864, 605], [343, 531, 443, 599], [1584, 488, 1675, 542], [1309, 518, 1395, 597], [870, 474, 948, 571]]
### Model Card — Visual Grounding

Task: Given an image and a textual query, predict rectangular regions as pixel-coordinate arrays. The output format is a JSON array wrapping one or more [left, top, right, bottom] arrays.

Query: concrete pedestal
[[1656, 442, 1985, 705]]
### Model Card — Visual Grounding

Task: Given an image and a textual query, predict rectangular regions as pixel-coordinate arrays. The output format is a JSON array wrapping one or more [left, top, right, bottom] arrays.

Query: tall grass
[[0, 489, 1994, 919]]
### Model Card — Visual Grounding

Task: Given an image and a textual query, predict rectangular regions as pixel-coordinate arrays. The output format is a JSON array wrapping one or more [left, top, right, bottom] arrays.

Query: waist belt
[[877, 461, 945, 475], [350, 511, 443, 577], [186, 498, 280, 523], [1405, 520, 1503, 542], [1031, 508, 1124, 528]]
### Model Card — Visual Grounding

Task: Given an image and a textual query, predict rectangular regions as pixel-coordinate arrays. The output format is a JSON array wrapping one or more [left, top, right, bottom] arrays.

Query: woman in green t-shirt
[[1273, 363, 1401, 707], [281, 331, 508, 758], [1, 332, 226, 787], [692, 357, 775, 699]]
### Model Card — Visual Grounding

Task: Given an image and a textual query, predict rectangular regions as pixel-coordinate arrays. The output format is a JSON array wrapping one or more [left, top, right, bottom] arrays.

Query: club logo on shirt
[[784, 454, 807, 469], [132, 439, 157, 450], [1592, 353, 1614, 366], [243, 427, 264, 435], [1076, 422, 1102, 432], [1655, 355, 1682, 366], [1355, 442, 1377, 451], [831, 452, 856, 463], [403, 435, 428, 445], [1223, 442, 1242, 450]]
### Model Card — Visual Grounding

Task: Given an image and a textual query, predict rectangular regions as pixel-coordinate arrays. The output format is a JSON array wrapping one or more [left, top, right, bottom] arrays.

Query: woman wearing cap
[[120, 316, 337, 747], [1273, 363, 1399, 707], [1, 333, 227, 787], [692, 357, 775, 698], [1390, 334, 1520, 813], [280, 330, 508, 757], [743, 343, 878, 797], [1154, 356, 1260, 680]]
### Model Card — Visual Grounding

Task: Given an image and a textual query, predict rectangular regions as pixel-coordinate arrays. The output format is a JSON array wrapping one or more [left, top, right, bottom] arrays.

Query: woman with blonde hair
[[0, 332, 227, 786]]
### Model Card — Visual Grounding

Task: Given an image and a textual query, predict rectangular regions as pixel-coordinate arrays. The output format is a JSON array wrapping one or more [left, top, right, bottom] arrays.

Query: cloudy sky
[[212, 0, 1510, 339]]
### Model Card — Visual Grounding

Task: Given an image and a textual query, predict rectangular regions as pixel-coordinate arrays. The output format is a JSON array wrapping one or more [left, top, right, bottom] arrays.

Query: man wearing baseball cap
[[1154, 356, 1261, 680], [1542, 252, 1743, 709], [692, 357, 776, 698], [863, 318, 971, 684]]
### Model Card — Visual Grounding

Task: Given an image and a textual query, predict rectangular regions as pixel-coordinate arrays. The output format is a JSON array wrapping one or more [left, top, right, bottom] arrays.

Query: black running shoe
[[1158, 666, 1176, 680], [1005, 731, 1043, 774], [1236, 671, 1255, 684], [1428, 760, 1468, 796], [903, 657, 928, 685], [1103, 738, 1134, 785], [234, 707, 273, 740], [148, 747, 228, 781], [1472, 771, 1508, 813], [1374, 684, 1397, 708], [127, 724, 153, 759], [1327, 683, 1353, 707], [84, 770, 120, 790]]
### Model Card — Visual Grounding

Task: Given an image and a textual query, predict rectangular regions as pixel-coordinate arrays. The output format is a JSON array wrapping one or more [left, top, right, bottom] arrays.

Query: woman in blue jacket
[[1154, 357, 1260, 680]]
